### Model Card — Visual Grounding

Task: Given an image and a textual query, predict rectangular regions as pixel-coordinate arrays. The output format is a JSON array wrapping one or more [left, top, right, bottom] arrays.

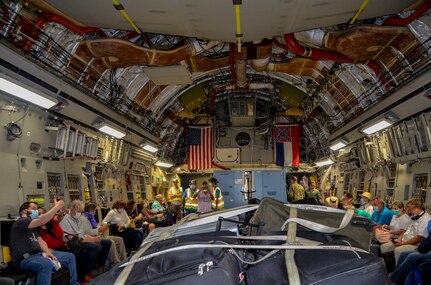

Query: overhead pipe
[[234, 58, 247, 87], [230, 39, 273, 88], [283, 33, 355, 63], [164, 109, 189, 137], [22, 12, 106, 52], [384, 1, 431, 26], [282, 33, 386, 83], [74, 38, 218, 70]]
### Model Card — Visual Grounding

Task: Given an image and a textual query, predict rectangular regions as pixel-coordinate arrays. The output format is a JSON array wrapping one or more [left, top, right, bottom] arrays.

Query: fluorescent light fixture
[[155, 161, 173, 168], [329, 141, 347, 151], [98, 125, 126, 139], [0, 77, 57, 109], [361, 119, 392, 135], [142, 144, 159, 153], [315, 159, 334, 167]]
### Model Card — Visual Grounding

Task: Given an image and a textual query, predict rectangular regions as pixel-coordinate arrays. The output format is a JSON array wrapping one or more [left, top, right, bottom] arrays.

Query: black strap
[[40, 227, 63, 241]]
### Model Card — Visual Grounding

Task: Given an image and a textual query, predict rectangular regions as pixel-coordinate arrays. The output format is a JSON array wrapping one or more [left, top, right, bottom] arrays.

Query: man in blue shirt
[[371, 198, 393, 225]]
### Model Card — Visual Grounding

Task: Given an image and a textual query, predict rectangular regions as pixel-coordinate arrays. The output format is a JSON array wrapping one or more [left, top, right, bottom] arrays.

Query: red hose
[[283, 33, 355, 63], [384, 1, 431, 26], [22, 12, 106, 52]]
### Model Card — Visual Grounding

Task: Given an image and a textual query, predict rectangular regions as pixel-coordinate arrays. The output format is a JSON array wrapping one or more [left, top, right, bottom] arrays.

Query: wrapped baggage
[[93, 198, 387, 285]]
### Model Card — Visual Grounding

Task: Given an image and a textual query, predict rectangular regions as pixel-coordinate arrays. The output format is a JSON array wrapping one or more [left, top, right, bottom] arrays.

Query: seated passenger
[[379, 200, 410, 239], [9, 199, 77, 285], [39, 207, 67, 250], [325, 196, 339, 208], [151, 194, 165, 212], [84, 202, 127, 265], [60, 200, 111, 283], [359, 192, 373, 217], [371, 198, 393, 225], [380, 198, 430, 263], [389, 224, 431, 285], [102, 200, 143, 255], [341, 193, 371, 219]]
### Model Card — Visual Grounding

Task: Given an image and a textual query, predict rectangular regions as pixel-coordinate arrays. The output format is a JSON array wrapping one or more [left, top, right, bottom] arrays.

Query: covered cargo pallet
[[93, 198, 388, 285]]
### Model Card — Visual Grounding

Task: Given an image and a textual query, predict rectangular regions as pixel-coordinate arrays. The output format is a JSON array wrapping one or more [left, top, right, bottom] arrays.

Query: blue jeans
[[20, 251, 77, 285], [389, 251, 431, 285], [74, 242, 102, 281]]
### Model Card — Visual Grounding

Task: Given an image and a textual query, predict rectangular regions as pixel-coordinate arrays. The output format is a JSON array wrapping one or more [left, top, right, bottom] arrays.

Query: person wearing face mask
[[61, 200, 111, 283], [84, 202, 127, 266], [359, 192, 374, 217], [371, 198, 393, 225], [209, 177, 224, 210], [382, 200, 411, 240], [102, 200, 143, 255], [39, 207, 68, 250], [183, 180, 198, 215], [380, 198, 431, 264], [193, 181, 214, 213], [341, 193, 371, 219], [9, 199, 78, 285]]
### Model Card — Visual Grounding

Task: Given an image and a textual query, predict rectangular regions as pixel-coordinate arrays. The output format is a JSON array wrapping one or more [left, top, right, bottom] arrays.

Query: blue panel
[[253, 171, 263, 200], [214, 170, 286, 208], [262, 170, 287, 202]]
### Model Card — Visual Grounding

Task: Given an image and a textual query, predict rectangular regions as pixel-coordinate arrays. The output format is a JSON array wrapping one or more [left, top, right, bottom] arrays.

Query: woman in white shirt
[[383, 200, 411, 239], [102, 200, 143, 255]]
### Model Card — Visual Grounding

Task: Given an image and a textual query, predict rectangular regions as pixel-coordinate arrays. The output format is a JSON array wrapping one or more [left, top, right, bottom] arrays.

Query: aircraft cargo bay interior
[[0, 0, 430, 284]]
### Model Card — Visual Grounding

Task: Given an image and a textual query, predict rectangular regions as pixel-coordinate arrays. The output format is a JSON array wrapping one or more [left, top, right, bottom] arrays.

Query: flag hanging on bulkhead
[[188, 126, 213, 170], [274, 125, 300, 167]]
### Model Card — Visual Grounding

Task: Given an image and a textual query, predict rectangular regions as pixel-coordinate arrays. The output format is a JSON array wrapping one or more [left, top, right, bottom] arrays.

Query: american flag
[[188, 126, 213, 170]]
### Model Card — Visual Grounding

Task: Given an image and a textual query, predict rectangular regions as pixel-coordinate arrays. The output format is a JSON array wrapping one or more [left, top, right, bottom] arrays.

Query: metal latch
[[198, 261, 214, 275]]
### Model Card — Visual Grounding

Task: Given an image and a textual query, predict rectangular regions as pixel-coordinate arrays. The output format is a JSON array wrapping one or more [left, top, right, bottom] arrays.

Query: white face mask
[[73, 212, 82, 219], [118, 208, 124, 213]]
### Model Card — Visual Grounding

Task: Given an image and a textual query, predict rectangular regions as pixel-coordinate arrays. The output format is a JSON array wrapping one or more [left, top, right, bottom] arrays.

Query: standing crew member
[[168, 178, 183, 222], [183, 180, 198, 215], [209, 178, 224, 210], [288, 176, 305, 203]]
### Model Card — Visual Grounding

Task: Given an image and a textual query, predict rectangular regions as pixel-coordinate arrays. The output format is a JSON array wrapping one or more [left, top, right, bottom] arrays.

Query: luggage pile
[[93, 198, 389, 285]]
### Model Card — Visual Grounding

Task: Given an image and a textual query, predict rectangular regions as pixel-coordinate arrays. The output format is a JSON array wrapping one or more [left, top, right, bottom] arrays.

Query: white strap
[[286, 207, 301, 285], [119, 243, 368, 268], [281, 208, 355, 233], [221, 235, 321, 245]]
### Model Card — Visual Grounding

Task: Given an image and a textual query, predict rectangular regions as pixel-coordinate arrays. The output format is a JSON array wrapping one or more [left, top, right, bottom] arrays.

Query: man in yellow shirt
[[168, 178, 183, 222]]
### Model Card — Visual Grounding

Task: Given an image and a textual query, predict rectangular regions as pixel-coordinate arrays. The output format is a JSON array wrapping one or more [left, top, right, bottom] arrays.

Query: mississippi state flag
[[274, 125, 300, 167], [188, 126, 213, 170]]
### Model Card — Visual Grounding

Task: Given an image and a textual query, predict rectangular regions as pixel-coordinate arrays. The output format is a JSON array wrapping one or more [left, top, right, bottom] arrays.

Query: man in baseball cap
[[359, 192, 373, 217]]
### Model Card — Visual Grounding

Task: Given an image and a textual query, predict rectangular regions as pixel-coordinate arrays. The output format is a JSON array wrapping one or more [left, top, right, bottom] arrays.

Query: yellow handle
[[235, 4, 242, 51], [112, 0, 143, 34], [350, 0, 369, 25]]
